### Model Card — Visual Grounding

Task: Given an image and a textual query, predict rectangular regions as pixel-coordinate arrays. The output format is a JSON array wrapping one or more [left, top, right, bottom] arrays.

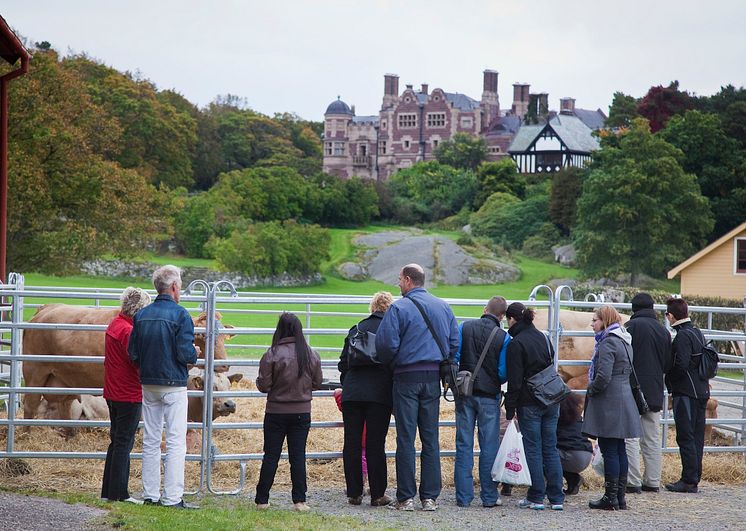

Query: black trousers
[[672, 395, 708, 485], [342, 401, 392, 499], [101, 400, 142, 501], [255, 412, 311, 504]]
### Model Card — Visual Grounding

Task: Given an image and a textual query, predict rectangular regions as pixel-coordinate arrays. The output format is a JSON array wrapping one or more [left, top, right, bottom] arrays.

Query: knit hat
[[505, 302, 526, 321], [631, 292, 655, 312]]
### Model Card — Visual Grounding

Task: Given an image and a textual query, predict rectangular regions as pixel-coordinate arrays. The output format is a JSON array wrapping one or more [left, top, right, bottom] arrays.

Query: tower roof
[[325, 96, 353, 115]]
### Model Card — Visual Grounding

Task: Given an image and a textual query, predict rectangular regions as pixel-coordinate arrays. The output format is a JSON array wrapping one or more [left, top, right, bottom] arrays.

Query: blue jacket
[[375, 287, 459, 369], [128, 294, 197, 387]]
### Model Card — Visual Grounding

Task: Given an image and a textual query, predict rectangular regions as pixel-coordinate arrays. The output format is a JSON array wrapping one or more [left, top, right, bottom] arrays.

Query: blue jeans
[[598, 437, 628, 478], [455, 394, 500, 506], [518, 403, 564, 505], [392, 378, 442, 501]]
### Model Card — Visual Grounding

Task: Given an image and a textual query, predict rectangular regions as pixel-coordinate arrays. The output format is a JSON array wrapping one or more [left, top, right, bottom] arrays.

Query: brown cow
[[22, 303, 234, 422]]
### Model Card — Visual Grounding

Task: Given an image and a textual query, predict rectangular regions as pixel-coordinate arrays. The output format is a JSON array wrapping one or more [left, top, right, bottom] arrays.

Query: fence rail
[[1, 274, 745, 494]]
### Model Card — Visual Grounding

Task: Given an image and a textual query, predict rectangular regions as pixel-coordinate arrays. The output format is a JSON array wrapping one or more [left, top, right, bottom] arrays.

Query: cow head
[[192, 311, 235, 373], [187, 370, 243, 421]]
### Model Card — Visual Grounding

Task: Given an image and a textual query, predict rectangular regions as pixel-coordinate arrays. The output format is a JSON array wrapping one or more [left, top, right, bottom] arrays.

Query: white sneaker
[[421, 498, 438, 511], [256, 502, 270, 510], [389, 498, 415, 511], [294, 502, 310, 512], [123, 497, 144, 505]]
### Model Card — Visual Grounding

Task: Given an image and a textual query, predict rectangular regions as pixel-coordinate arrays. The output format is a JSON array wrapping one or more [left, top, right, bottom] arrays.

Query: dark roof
[[509, 114, 600, 153], [444, 92, 480, 111], [352, 115, 379, 125], [325, 97, 353, 115], [488, 114, 522, 135], [573, 108, 607, 130], [0, 15, 29, 65]]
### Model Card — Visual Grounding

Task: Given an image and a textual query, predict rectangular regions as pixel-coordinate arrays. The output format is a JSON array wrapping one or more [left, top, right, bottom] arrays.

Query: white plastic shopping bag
[[491, 419, 532, 486], [591, 441, 604, 476]]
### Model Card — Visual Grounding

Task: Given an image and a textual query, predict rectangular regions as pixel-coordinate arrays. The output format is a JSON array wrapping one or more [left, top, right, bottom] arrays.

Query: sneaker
[[163, 500, 199, 510], [389, 498, 415, 511], [421, 498, 438, 511], [348, 495, 363, 505], [294, 502, 310, 512], [143, 498, 160, 506], [255, 502, 270, 510], [123, 497, 144, 505], [641, 485, 660, 493], [371, 495, 393, 507], [665, 481, 698, 493], [483, 496, 503, 508], [550, 503, 564, 511], [518, 498, 545, 510]]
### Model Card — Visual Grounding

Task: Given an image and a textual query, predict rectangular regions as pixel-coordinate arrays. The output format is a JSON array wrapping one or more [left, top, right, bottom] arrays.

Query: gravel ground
[[1, 483, 744, 530], [0, 491, 106, 530]]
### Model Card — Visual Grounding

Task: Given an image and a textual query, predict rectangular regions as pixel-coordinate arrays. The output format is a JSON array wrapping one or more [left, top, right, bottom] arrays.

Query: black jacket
[[505, 320, 553, 409], [666, 321, 710, 399], [557, 419, 593, 453], [338, 312, 393, 407], [625, 309, 672, 411], [458, 314, 506, 397]]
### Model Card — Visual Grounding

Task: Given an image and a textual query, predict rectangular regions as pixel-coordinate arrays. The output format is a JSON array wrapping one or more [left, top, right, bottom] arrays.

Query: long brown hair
[[271, 312, 312, 378], [558, 393, 583, 425]]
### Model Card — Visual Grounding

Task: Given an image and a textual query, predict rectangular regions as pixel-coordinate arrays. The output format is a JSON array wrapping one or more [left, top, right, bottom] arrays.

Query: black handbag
[[525, 333, 571, 407], [622, 343, 650, 415], [348, 326, 380, 367]]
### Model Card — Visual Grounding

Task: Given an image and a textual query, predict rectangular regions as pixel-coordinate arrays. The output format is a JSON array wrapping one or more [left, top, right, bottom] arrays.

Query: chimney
[[560, 97, 576, 114], [538, 92, 548, 115], [421, 83, 428, 95], [351, 104, 355, 116], [405, 84, 413, 90], [481, 69, 499, 107], [512, 82, 530, 118], [382, 73, 400, 110]]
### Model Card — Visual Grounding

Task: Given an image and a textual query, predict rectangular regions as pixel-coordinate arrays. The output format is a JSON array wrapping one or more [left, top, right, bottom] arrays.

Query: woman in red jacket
[[101, 287, 151, 503]]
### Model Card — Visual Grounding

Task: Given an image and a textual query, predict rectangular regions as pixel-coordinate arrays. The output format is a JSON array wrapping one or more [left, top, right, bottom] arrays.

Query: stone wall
[[80, 259, 322, 288]]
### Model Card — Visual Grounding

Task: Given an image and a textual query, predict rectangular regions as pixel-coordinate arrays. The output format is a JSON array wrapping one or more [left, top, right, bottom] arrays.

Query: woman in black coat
[[338, 291, 394, 507]]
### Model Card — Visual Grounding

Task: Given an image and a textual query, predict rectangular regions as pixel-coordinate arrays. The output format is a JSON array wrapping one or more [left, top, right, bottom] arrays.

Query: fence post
[[6, 272, 24, 454], [553, 286, 574, 369]]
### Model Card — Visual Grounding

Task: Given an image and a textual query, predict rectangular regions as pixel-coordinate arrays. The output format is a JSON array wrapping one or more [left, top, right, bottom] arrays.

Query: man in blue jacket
[[453, 296, 510, 508], [129, 265, 198, 509], [376, 263, 459, 511]]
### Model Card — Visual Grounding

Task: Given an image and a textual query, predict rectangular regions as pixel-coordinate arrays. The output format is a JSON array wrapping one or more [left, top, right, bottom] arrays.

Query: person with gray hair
[[102, 287, 151, 504], [129, 266, 198, 509]]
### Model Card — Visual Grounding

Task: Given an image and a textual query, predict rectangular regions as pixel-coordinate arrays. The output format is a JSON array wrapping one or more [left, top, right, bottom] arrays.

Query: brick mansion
[[322, 70, 606, 180]]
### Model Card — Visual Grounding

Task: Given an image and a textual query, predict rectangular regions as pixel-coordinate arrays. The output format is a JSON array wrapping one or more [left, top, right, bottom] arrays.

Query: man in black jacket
[[664, 297, 709, 493], [624, 293, 672, 494], [453, 296, 510, 508]]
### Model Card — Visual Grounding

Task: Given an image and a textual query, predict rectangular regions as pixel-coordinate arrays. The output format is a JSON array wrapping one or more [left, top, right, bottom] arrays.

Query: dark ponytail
[[271, 312, 312, 378], [506, 302, 535, 323]]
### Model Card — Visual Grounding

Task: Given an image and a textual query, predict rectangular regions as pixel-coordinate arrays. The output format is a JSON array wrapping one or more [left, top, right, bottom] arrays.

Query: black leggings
[[598, 437, 628, 477]]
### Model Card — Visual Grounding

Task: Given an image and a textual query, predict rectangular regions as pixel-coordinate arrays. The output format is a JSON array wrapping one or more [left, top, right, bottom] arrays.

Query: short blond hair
[[594, 305, 623, 330], [120, 287, 151, 317], [370, 291, 394, 313]]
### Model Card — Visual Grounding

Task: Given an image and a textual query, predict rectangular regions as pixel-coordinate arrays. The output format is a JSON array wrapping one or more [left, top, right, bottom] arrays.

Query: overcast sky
[[4, 1, 746, 121]]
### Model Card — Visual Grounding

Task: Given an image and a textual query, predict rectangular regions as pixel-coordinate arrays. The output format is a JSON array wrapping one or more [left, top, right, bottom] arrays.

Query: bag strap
[[472, 325, 502, 383], [407, 295, 448, 360], [621, 341, 642, 390]]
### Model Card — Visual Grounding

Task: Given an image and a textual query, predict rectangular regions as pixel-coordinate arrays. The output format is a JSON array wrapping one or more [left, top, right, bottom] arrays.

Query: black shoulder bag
[[455, 325, 502, 398], [407, 295, 457, 401], [621, 342, 650, 415], [525, 333, 571, 407]]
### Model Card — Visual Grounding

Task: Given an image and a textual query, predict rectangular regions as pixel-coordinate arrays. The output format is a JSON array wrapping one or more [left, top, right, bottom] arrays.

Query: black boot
[[617, 475, 628, 510], [563, 471, 581, 495], [589, 475, 619, 510]]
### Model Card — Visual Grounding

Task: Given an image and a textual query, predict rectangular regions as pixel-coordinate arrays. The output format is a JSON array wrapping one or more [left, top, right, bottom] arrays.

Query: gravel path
[[0, 491, 106, 530]]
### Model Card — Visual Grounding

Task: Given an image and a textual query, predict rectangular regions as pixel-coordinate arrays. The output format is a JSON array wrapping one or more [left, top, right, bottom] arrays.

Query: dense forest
[[3, 43, 746, 283]]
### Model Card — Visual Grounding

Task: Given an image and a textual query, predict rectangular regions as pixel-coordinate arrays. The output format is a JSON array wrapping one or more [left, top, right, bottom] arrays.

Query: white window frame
[[460, 116, 474, 128], [735, 237, 746, 275], [427, 112, 446, 128], [333, 142, 345, 156], [398, 113, 417, 129], [324, 142, 333, 156]]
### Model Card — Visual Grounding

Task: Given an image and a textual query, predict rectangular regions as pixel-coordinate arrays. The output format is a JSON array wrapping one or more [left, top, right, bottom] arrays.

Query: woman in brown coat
[[255, 313, 323, 511]]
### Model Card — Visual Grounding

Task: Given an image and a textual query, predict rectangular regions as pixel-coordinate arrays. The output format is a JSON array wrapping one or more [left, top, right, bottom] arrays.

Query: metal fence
[[1, 274, 745, 495]]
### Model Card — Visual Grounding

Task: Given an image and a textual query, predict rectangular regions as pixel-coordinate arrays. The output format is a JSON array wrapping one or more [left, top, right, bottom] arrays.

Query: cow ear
[[228, 373, 243, 384], [190, 376, 204, 390], [193, 313, 207, 327]]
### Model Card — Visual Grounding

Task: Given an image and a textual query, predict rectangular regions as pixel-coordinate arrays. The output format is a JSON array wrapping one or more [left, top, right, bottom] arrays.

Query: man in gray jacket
[[376, 264, 459, 512]]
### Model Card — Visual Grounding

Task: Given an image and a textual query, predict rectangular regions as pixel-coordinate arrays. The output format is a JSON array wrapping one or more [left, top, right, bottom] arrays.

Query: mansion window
[[460, 116, 473, 128], [324, 142, 333, 156], [427, 112, 446, 128], [403, 139, 411, 149], [433, 139, 439, 149], [737, 238, 746, 273], [333, 142, 345, 156], [378, 141, 387, 155], [398, 113, 417, 129], [381, 120, 387, 130], [489, 146, 501, 154]]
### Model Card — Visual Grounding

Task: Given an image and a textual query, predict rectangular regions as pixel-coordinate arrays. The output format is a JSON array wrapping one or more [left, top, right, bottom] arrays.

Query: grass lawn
[[12, 225, 583, 359]]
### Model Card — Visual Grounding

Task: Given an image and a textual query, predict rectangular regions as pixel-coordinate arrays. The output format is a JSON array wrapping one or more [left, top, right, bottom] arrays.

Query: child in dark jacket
[[557, 393, 593, 494]]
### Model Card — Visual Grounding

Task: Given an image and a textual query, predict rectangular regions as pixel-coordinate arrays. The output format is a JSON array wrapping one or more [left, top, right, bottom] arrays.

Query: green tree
[[470, 193, 549, 249], [474, 158, 524, 208], [549, 167, 585, 236], [607, 92, 639, 128], [434, 132, 488, 170], [574, 118, 713, 283]]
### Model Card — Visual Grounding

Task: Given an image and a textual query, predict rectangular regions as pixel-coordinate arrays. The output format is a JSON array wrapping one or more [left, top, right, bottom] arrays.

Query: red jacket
[[104, 313, 141, 402]]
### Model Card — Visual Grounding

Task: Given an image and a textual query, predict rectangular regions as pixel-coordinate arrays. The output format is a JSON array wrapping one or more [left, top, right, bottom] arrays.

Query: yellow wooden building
[[667, 221, 746, 299]]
